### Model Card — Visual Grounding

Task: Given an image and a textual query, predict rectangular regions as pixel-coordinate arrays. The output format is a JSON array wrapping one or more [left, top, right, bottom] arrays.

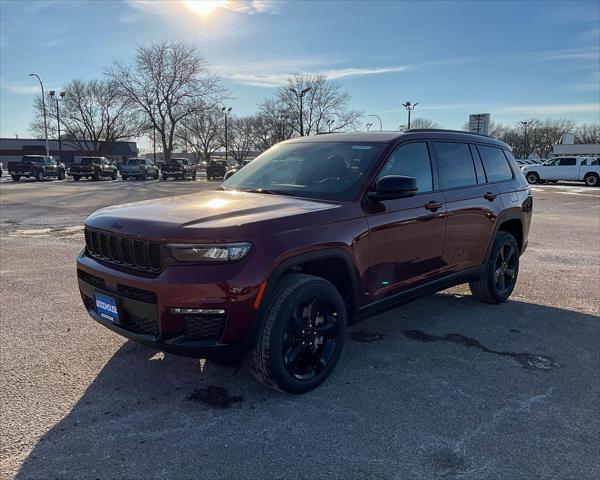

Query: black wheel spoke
[[314, 316, 339, 338], [285, 343, 306, 369]]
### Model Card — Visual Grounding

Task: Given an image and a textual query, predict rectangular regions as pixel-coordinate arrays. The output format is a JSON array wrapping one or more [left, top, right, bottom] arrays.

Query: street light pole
[[49, 90, 65, 160], [368, 114, 383, 131], [474, 114, 486, 134], [366, 122, 373, 132], [326, 119, 335, 133], [519, 120, 532, 158], [222, 106, 232, 161], [401, 101, 418, 129], [29, 73, 49, 157], [290, 87, 312, 136]]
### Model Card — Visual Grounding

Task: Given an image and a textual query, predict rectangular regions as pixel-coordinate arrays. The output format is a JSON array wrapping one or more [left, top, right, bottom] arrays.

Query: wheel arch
[[484, 214, 525, 264], [259, 248, 359, 322]]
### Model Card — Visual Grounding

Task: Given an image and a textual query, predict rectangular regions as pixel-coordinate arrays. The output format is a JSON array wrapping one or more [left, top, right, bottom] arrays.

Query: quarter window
[[433, 142, 477, 189], [478, 145, 513, 182], [378, 142, 433, 193]]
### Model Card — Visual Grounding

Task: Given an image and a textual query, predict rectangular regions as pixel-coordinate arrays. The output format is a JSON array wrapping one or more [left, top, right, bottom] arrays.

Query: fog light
[[170, 308, 225, 315]]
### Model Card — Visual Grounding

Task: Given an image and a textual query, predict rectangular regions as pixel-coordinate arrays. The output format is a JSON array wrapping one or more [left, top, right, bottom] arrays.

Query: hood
[[85, 190, 342, 242]]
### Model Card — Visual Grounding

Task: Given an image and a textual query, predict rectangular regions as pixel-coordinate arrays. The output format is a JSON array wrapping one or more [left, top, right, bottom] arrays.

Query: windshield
[[127, 159, 141, 165], [81, 158, 95, 165], [222, 141, 383, 201], [170, 159, 184, 164]]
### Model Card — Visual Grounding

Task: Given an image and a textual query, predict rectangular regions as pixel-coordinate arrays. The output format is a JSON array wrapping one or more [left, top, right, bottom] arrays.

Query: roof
[[283, 130, 509, 148]]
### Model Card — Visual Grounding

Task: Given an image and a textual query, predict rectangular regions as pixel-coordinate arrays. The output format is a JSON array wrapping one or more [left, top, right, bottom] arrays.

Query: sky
[[0, 0, 599, 147]]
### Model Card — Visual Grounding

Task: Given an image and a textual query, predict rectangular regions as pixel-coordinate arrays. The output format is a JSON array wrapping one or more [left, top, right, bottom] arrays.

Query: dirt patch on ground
[[188, 386, 244, 409]]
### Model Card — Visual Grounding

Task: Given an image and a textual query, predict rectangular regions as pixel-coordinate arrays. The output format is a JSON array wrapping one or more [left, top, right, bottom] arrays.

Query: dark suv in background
[[77, 130, 532, 393]]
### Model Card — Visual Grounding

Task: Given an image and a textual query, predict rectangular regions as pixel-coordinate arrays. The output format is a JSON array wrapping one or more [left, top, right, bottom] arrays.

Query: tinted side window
[[433, 142, 477, 189], [378, 142, 433, 193], [478, 145, 513, 182], [559, 158, 576, 166]]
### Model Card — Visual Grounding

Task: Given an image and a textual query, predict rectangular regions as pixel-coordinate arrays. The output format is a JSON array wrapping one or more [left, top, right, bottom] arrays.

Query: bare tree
[[106, 40, 227, 162], [227, 116, 255, 164], [253, 97, 295, 151], [177, 104, 223, 162], [410, 118, 440, 129], [31, 79, 139, 154], [275, 73, 361, 136], [575, 123, 600, 144]]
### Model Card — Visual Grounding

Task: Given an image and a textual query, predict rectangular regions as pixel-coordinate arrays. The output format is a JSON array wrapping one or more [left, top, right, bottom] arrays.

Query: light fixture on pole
[[366, 122, 373, 132], [289, 87, 312, 136], [29, 73, 50, 157], [519, 120, 532, 158], [398, 124, 406, 131], [326, 119, 335, 133], [401, 101, 418, 129], [474, 113, 486, 134], [49, 90, 65, 161], [368, 114, 383, 131], [222, 106, 232, 161]]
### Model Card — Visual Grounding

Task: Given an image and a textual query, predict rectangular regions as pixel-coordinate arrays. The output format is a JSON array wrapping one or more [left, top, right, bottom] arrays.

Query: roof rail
[[404, 128, 495, 139]]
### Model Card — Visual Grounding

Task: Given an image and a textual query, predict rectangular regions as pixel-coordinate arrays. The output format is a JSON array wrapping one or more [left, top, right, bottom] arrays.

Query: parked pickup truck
[[206, 160, 228, 181], [120, 158, 159, 181], [8, 155, 66, 182], [522, 156, 599, 186], [69, 157, 118, 181], [161, 158, 197, 180]]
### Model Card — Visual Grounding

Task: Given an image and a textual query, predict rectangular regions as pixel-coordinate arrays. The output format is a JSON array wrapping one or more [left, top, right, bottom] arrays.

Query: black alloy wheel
[[494, 242, 517, 295], [282, 297, 340, 381]]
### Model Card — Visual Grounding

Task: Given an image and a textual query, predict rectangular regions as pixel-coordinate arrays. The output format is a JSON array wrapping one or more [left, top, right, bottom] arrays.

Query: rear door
[[433, 141, 504, 272], [365, 141, 447, 301]]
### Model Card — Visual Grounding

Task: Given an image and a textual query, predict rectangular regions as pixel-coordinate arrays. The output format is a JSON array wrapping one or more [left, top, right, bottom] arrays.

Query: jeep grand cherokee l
[[77, 130, 532, 394]]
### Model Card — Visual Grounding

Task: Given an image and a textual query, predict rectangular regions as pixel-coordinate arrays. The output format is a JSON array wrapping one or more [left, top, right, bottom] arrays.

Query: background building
[[0, 138, 138, 166]]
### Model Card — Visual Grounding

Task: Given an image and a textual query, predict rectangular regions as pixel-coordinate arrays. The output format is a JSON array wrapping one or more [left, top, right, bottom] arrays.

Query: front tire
[[58, 170, 65, 180], [35, 169, 44, 182], [469, 231, 519, 304], [73, 175, 80, 181], [525, 172, 539, 184], [111, 171, 118, 180], [11, 175, 21, 182], [249, 274, 347, 394], [584, 173, 599, 187]]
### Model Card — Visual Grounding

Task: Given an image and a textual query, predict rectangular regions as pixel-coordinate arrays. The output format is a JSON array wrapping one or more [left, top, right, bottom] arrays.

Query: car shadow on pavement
[[15, 294, 600, 480]]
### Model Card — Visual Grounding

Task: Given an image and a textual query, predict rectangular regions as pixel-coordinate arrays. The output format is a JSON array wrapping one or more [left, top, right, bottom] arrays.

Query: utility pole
[[222, 106, 232, 161], [49, 90, 65, 160], [289, 87, 312, 136], [29, 73, 49, 157], [519, 120, 532, 158], [401, 101, 418, 129], [368, 114, 383, 131]]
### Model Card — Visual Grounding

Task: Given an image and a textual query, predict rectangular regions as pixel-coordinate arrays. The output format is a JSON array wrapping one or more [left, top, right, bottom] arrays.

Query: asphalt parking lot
[[1, 178, 599, 479]]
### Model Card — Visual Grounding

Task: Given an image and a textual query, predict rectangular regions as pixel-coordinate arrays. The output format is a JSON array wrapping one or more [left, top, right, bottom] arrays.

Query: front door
[[365, 141, 447, 303]]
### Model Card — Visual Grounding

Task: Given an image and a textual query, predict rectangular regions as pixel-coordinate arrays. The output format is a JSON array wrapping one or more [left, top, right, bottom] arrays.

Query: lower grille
[[77, 269, 106, 289], [122, 314, 159, 337], [117, 284, 157, 304], [184, 314, 225, 341]]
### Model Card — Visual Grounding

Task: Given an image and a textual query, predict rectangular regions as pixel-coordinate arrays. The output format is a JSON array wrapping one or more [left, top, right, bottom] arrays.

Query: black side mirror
[[368, 175, 418, 201]]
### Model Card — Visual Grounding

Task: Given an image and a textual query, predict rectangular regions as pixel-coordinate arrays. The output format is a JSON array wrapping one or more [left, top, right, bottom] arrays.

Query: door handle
[[424, 201, 443, 212], [484, 192, 497, 201]]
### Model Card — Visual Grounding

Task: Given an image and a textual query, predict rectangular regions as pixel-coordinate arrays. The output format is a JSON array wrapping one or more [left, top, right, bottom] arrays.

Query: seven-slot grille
[[85, 228, 161, 272]]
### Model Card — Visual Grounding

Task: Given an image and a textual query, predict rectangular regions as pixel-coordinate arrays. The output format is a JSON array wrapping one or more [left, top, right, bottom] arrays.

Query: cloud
[[541, 47, 600, 62], [495, 104, 600, 115], [5, 83, 43, 95], [216, 65, 410, 87], [127, 0, 277, 17]]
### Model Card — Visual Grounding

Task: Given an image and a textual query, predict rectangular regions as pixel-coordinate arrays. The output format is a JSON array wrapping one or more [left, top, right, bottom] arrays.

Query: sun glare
[[183, 0, 222, 16]]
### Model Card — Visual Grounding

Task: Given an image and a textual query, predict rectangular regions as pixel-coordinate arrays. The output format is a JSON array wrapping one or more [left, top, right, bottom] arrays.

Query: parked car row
[[4, 156, 241, 183]]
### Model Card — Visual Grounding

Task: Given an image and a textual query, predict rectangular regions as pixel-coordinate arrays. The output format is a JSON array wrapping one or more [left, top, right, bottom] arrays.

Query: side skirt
[[355, 266, 484, 322]]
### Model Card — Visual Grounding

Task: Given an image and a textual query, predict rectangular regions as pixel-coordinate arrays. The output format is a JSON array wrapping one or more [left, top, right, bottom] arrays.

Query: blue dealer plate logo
[[95, 294, 119, 323]]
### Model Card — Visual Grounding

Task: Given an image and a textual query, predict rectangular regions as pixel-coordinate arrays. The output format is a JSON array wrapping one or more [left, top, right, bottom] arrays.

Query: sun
[[183, 0, 223, 16]]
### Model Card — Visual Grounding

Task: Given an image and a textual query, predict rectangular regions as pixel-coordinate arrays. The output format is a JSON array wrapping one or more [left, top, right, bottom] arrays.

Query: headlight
[[166, 242, 252, 263]]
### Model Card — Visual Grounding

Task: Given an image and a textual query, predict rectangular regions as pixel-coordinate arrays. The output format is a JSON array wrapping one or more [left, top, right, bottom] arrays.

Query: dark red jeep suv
[[77, 130, 532, 393]]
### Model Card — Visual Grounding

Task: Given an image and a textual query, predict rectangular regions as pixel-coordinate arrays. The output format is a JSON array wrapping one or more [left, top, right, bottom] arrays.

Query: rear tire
[[11, 175, 20, 182], [162, 174, 168, 181], [153, 172, 159, 180], [525, 172, 539, 184], [249, 274, 347, 394], [58, 170, 65, 180], [584, 173, 599, 187], [73, 175, 80, 181], [469, 231, 519, 304], [111, 171, 117, 180]]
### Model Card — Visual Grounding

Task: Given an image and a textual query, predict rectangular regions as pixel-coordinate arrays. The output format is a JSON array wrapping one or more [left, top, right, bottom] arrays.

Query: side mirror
[[368, 175, 418, 201]]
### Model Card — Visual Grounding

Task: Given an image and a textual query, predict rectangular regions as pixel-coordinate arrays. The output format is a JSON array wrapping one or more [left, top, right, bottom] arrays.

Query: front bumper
[[77, 250, 262, 357]]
